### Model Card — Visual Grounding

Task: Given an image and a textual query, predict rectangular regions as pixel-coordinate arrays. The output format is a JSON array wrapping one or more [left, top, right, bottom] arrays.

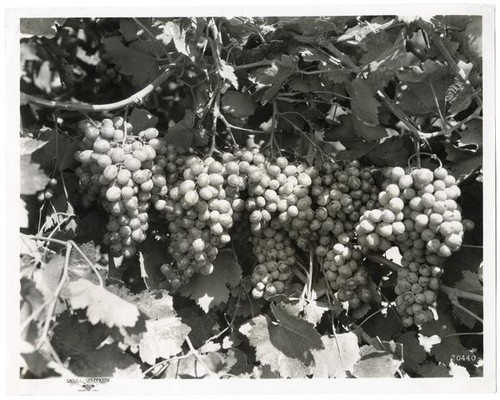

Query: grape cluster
[[241, 147, 318, 250], [320, 243, 372, 309], [250, 225, 295, 299], [394, 262, 442, 326], [160, 152, 246, 288], [75, 118, 167, 258], [311, 160, 379, 251], [356, 166, 471, 266]]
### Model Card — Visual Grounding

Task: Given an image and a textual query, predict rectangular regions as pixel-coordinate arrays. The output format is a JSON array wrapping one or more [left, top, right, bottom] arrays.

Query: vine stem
[[36, 241, 71, 349], [21, 61, 181, 112], [366, 254, 483, 302]]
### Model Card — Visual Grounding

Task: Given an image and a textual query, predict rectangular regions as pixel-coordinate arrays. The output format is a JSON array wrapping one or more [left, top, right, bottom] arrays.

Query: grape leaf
[[103, 36, 160, 88], [20, 18, 66, 38], [362, 135, 414, 167], [352, 116, 388, 141], [346, 78, 380, 125], [455, 16, 482, 62], [396, 332, 427, 372], [179, 248, 242, 312], [21, 341, 54, 377], [458, 119, 482, 150], [175, 301, 220, 348], [397, 60, 447, 82], [129, 108, 159, 133], [20, 155, 50, 195], [360, 31, 410, 87], [219, 59, 239, 89], [337, 17, 390, 43], [221, 91, 256, 119], [131, 290, 191, 364], [455, 270, 483, 295], [253, 55, 299, 103], [70, 344, 143, 378], [353, 344, 403, 377], [52, 311, 112, 360], [31, 128, 79, 171], [312, 333, 361, 378], [416, 361, 451, 377], [68, 279, 140, 328], [361, 309, 404, 342], [397, 76, 450, 117], [20, 137, 48, 155], [156, 20, 192, 58], [239, 303, 323, 378], [166, 110, 195, 152]]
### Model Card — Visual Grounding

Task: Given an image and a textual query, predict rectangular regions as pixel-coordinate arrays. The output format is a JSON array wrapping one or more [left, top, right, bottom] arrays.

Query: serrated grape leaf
[[458, 119, 482, 150], [103, 36, 160, 88], [397, 76, 450, 117], [166, 110, 195, 152], [363, 135, 414, 167], [455, 270, 483, 295], [129, 108, 159, 133], [353, 344, 403, 378], [20, 137, 48, 155], [52, 311, 112, 360], [397, 60, 447, 82], [156, 20, 192, 58], [420, 299, 476, 368], [31, 128, 79, 171], [20, 18, 66, 38], [68, 279, 140, 328], [352, 116, 388, 141], [219, 59, 238, 89], [239, 314, 314, 378], [303, 300, 329, 327], [129, 290, 191, 364], [346, 78, 380, 125], [443, 141, 482, 178], [179, 248, 242, 312], [360, 31, 410, 87], [20, 155, 50, 195], [251, 364, 281, 378], [220, 91, 256, 119], [70, 344, 143, 378], [416, 361, 451, 377], [362, 309, 405, 341], [455, 16, 482, 62], [253, 55, 299, 103], [175, 302, 220, 348], [312, 333, 361, 378], [225, 348, 251, 376], [396, 332, 427, 372]]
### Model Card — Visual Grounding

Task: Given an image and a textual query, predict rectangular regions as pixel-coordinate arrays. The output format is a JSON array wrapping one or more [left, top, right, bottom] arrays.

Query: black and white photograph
[[4, 1, 497, 396]]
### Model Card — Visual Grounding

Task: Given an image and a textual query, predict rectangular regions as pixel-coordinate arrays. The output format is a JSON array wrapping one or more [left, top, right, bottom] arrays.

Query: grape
[[76, 118, 169, 259]]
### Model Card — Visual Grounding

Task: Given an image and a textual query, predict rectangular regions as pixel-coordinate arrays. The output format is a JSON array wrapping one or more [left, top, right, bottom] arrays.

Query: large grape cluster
[[241, 147, 318, 250], [161, 152, 246, 288], [312, 160, 379, 252], [356, 166, 470, 266], [320, 243, 372, 309], [250, 224, 295, 299], [394, 262, 442, 326], [75, 118, 167, 258]]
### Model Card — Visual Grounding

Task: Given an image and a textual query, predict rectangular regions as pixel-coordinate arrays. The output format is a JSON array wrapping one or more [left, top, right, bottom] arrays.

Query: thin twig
[[232, 60, 274, 71]]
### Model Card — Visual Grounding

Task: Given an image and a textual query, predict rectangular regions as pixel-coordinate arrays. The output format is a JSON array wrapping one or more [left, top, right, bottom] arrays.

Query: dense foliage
[[19, 15, 483, 380]]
